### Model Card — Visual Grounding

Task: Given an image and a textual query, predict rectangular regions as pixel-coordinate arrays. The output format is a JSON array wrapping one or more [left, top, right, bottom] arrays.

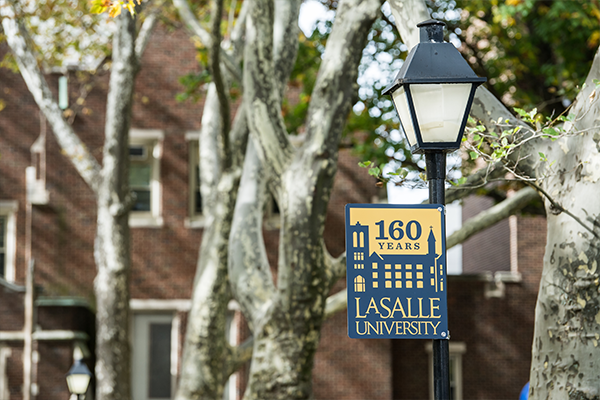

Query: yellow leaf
[[109, 2, 122, 17], [125, 1, 136, 16], [505, 0, 522, 6], [589, 31, 600, 49]]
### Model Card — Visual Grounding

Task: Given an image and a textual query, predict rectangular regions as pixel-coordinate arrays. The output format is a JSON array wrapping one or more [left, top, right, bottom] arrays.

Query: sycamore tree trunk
[[93, 12, 138, 400], [172, 0, 250, 397], [233, 0, 383, 398], [2, 3, 157, 399], [175, 0, 302, 397], [525, 48, 600, 400]]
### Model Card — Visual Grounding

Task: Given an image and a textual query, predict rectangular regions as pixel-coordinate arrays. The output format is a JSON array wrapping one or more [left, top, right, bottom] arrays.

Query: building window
[[185, 138, 204, 228], [132, 313, 177, 400], [426, 342, 466, 400], [0, 201, 18, 282], [354, 276, 365, 292], [129, 129, 163, 228]]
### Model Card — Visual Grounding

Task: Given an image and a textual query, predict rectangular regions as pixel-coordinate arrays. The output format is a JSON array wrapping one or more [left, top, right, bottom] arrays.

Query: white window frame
[[0, 346, 11, 400], [426, 342, 466, 400], [184, 133, 205, 228], [129, 129, 163, 228], [0, 200, 18, 282]]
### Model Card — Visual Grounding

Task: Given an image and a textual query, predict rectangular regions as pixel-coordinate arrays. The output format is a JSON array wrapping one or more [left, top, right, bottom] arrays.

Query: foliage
[[91, 0, 141, 17], [359, 0, 600, 192], [446, 0, 600, 116]]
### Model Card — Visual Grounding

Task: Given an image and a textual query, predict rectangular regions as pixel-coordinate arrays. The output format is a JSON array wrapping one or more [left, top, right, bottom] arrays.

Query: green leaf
[[472, 134, 481, 142], [514, 107, 529, 118], [538, 152, 547, 160], [358, 161, 371, 168], [368, 167, 381, 177], [469, 151, 479, 160], [594, 79, 600, 88]]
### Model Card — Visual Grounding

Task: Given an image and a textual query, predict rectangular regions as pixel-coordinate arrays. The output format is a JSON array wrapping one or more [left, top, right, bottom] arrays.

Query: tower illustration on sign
[[347, 222, 445, 296]]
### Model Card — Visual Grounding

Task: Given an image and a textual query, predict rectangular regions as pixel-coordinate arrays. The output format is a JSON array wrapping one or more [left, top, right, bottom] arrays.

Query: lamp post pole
[[426, 151, 450, 400], [382, 18, 487, 400]]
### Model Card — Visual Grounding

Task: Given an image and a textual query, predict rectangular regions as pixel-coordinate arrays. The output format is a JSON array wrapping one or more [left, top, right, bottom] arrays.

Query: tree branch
[[209, 0, 232, 169], [447, 186, 539, 248], [135, 3, 161, 62], [172, 0, 242, 83], [244, 0, 294, 179], [524, 181, 600, 239], [1, 0, 102, 193], [228, 139, 276, 332], [445, 161, 506, 204]]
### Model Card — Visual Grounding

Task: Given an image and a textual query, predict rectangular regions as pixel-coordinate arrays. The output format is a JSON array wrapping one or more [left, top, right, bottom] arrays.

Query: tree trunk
[[239, 0, 383, 398], [93, 11, 138, 400], [175, 169, 241, 399], [528, 47, 600, 400]]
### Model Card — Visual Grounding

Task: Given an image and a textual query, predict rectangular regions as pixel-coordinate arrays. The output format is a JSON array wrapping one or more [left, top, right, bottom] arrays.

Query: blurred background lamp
[[66, 359, 92, 397]]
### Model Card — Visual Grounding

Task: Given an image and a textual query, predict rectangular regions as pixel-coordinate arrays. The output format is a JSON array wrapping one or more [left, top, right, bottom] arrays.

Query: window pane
[[194, 165, 202, 213], [0, 217, 5, 249], [130, 164, 151, 187], [130, 145, 147, 158], [133, 190, 151, 211], [148, 323, 171, 398], [0, 217, 5, 279]]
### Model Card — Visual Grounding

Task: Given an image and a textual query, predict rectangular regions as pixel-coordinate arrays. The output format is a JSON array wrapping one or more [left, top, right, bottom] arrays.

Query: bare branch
[[244, 0, 294, 178], [324, 289, 348, 319], [524, 181, 600, 239], [273, 0, 301, 96], [1, 0, 102, 193], [445, 161, 506, 204], [135, 4, 161, 61], [209, 0, 232, 169], [228, 139, 276, 331], [447, 186, 539, 248], [171, 0, 242, 82], [303, 0, 384, 154], [386, 0, 430, 50]]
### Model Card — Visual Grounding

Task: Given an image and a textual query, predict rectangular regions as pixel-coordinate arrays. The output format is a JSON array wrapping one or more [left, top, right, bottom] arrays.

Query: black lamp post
[[65, 359, 92, 400], [383, 19, 486, 400]]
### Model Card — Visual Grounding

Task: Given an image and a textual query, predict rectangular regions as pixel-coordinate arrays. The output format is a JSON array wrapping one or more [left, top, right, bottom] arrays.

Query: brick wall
[[392, 214, 545, 400]]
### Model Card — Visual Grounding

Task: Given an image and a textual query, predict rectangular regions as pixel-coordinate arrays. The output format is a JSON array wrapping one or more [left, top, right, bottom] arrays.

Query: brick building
[[0, 22, 545, 400]]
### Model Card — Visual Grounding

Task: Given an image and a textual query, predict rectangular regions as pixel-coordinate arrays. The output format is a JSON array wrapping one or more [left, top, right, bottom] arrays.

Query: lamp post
[[382, 19, 486, 400], [65, 359, 92, 400]]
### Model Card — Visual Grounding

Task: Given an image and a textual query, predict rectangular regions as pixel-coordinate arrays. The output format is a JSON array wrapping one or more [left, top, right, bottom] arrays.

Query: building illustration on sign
[[348, 222, 445, 294], [346, 204, 449, 339]]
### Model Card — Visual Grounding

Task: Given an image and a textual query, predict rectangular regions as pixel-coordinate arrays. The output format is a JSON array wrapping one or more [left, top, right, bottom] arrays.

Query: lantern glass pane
[[392, 87, 418, 147], [411, 83, 471, 143], [66, 374, 91, 395]]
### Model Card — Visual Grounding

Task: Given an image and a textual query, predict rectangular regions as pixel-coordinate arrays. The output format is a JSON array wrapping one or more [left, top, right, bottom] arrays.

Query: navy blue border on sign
[[345, 203, 449, 339]]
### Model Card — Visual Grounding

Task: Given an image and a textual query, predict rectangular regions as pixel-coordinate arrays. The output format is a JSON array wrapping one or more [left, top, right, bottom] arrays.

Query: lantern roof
[[383, 20, 486, 95]]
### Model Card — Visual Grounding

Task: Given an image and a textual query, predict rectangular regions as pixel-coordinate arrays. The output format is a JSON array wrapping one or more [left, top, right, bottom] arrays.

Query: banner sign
[[345, 204, 449, 339]]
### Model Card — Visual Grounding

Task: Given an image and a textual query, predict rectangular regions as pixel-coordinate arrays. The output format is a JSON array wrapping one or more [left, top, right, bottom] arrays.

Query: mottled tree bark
[[527, 48, 600, 400], [238, 0, 383, 398], [2, 3, 157, 398], [93, 11, 138, 400]]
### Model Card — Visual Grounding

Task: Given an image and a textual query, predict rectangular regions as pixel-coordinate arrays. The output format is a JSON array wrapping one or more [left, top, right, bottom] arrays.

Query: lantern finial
[[417, 20, 445, 43]]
